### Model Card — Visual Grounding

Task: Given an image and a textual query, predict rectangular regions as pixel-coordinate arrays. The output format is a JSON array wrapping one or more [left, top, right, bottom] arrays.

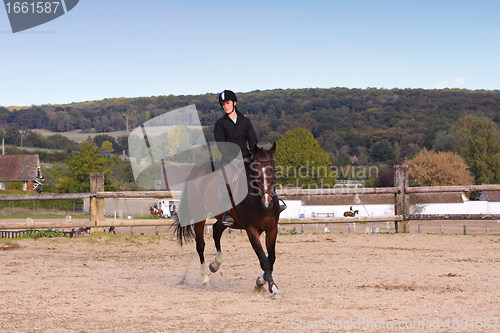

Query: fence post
[[394, 165, 410, 233], [89, 172, 105, 233]]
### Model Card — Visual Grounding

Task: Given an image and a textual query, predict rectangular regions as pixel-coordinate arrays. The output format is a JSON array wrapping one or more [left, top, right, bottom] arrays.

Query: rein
[[221, 157, 276, 223], [248, 158, 277, 198]]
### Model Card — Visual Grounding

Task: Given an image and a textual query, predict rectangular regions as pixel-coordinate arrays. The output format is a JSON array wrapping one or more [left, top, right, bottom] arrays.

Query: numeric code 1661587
[[5, 2, 61, 14]]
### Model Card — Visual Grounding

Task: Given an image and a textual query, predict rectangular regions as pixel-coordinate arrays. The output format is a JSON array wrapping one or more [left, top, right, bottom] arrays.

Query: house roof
[[300, 194, 394, 206], [0, 155, 40, 181], [409, 192, 464, 204], [285, 192, 464, 206], [481, 191, 500, 202]]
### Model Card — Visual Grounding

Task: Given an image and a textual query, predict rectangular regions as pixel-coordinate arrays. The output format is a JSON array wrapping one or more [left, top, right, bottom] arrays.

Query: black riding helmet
[[219, 90, 237, 107]]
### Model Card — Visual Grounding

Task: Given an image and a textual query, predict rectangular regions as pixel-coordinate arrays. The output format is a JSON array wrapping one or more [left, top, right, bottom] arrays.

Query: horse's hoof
[[253, 285, 266, 293], [271, 290, 285, 299], [202, 280, 212, 288], [256, 276, 266, 288], [270, 285, 284, 299], [209, 262, 218, 273]]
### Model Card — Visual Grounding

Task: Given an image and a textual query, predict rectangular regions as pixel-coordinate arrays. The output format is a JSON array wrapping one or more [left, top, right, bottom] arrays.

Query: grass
[[132, 216, 174, 220], [32, 129, 130, 143], [1, 230, 170, 243], [1, 228, 68, 242], [20, 229, 67, 239], [2, 144, 64, 153], [279, 226, 300, 236], [73, 232, 169, 241], [0, 214, 88, 219]]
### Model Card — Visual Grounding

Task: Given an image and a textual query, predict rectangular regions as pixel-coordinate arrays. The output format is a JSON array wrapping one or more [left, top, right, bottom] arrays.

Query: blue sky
[[1, 0, 499, 107]]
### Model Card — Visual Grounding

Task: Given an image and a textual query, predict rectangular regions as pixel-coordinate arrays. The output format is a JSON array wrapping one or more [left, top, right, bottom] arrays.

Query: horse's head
[[250, 143, 277, 210]]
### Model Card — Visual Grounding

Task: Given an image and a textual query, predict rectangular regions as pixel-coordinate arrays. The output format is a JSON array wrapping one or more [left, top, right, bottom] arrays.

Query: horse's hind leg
[[194, 222, 211, 286], [209, 220, 227, 273]]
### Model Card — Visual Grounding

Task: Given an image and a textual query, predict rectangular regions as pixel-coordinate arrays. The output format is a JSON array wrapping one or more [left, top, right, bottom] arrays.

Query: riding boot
[[220, 181, 234, 227]]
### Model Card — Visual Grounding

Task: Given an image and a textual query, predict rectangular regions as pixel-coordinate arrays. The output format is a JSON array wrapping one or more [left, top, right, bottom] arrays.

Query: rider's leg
[[220, 181, 234, 226], [220, 161, 240, 227]]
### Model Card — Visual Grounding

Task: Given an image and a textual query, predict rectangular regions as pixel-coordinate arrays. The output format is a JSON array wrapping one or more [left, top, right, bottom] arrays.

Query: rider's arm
[[214, 119, 232, 159], [246, 119, 258, 152]]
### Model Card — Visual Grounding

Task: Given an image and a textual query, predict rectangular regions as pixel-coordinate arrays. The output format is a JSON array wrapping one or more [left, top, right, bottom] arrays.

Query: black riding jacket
[[214, 110, 257, 160]]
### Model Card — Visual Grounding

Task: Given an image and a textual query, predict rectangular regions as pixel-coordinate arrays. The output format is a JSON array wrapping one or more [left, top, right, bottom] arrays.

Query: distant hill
[[2, 88, 500, 163]]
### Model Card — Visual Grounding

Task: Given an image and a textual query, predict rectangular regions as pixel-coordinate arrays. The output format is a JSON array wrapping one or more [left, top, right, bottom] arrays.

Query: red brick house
[[0, 155, 44, 191]]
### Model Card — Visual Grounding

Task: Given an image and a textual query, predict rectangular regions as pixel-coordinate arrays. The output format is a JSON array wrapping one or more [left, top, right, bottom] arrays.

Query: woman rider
[[214, 90, 257, 226]]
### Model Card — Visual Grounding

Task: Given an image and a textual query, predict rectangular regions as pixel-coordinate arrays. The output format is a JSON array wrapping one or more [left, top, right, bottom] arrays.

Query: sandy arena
[[1, 231, 500, 332]]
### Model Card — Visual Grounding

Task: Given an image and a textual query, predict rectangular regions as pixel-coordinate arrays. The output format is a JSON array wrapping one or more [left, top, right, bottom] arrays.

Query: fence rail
[[1, 184, 498, 202], [0, 191, 180, 201], [0, 216, 402, 230], [276, 187, 400, 195], [0, 193, 91, 201], [405, 214, 500, 221], [1, 169, 500, 234], [406, 184, 500, 193]]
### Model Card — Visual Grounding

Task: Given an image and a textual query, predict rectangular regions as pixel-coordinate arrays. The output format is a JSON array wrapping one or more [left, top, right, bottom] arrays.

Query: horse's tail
[[170, 182, 194, 246], [171, 216, 194, 246]]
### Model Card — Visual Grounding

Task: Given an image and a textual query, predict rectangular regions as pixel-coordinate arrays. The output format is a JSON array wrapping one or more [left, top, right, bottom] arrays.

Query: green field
[[0, 214, 88, 219], [32, 129, 129, 143], [3, 144, 64, 154]]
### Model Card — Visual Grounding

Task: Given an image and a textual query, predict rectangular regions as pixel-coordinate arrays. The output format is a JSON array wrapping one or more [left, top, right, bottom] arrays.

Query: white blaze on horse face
[[261, 166, 271, 208]]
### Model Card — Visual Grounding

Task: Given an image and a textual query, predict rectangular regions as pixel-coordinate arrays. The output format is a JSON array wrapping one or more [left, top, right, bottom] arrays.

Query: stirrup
[[279, 199, 287, 213], [222, 212, 234, 227]]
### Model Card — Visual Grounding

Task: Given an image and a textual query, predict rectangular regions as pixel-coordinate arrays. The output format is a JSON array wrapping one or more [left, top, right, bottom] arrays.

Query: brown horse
[[70, 227, 90, 237], [344, 210, 359, 217], [172, 143, 283, 298], [149, 207, 164, 219]]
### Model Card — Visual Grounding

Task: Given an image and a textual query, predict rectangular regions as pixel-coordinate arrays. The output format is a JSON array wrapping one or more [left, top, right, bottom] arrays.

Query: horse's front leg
[[246, 226, 283, 298], [265, 225, 278, 274], [209, 220, 227, 273], [194, 222, 211, 286], [262, 225, 283, 298]]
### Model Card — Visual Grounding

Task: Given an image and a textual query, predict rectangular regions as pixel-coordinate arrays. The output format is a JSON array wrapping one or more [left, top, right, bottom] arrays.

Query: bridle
[[249, 158, 276, 200]]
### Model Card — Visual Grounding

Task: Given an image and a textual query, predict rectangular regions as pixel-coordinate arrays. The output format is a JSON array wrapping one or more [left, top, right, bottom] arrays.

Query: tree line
[[2, 88, 500, 164], [2, 88, 500, 189]]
